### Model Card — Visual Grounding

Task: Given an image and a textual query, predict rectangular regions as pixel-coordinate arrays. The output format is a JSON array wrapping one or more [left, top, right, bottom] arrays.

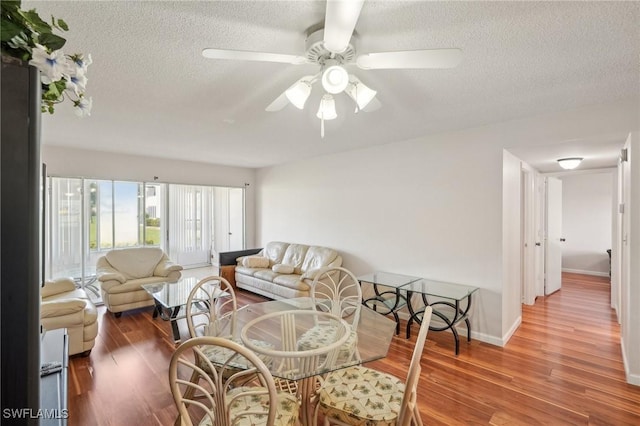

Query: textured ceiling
[[24, 1, 640, 169]]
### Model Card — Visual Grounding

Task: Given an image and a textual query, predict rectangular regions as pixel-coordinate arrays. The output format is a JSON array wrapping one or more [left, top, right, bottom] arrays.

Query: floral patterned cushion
[[318, 366, 404, 426], [198, 387, 299, 426], [200, 338, 274, 371], [297, 324, 358, 362]]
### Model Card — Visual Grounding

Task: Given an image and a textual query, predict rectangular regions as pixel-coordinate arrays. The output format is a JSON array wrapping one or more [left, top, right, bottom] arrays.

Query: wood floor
[[67, 273, 640, 425]]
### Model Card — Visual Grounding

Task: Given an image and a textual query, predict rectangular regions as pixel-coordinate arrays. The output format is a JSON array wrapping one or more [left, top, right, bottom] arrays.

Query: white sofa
[[97, 247, 183, 317], [234, 241, 343, 299]]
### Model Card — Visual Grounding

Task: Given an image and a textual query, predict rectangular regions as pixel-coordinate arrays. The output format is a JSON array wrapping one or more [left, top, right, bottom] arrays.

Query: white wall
[[560, 171, 613, 276], [42, 145, 258, 248], [255, 99, 639, 347], [620, 132, 640, 385], [502, 150, 523, 338]]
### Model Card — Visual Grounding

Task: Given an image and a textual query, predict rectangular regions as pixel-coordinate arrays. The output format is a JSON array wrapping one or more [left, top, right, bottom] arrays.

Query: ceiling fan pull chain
[[320, 116, 325, 138]]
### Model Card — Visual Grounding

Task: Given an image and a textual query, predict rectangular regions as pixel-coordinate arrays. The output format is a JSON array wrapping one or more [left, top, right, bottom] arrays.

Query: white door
[[228, 188, 244, 250], [545, 177, 563, 295]]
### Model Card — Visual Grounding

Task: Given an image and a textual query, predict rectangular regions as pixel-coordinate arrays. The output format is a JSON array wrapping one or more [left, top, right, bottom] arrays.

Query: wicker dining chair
[[296, 266, 362, 364], [184, 276, 273, 376], [169, 336, 299, 426], [316, 306, 433, 426]]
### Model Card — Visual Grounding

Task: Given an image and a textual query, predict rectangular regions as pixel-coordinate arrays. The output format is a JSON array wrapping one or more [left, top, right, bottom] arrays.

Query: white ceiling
[[26, 1, 640, 169]]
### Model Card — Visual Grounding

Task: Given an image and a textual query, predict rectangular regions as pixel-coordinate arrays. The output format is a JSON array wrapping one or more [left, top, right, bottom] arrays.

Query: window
[[46, 176, 245, 304]]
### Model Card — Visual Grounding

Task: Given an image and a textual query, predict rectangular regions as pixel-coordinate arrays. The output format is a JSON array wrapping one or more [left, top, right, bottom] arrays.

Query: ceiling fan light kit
[[317, 94, 337, 121], [321, 61, 349, 94], [285, 80, 312, 109], [345, 75, 377, 111], [202, 0, 462, 138]]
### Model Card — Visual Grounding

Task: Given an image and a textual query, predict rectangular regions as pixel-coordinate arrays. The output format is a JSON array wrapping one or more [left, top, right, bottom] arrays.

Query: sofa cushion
[[262, 241, 289, 265], [254, 269, 280, 282], [272, 264, 295, 274], [281, 244, 309, 274], [242, 255, 270, 268], [301, 246, 339, 273], [273, 274, 311, 291], [235, 266, 262, 276], [106, 247, 164, 279]]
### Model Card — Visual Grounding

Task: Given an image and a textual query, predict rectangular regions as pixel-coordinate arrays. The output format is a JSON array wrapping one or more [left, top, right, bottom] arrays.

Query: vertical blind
[[168, 184, 214, 267]]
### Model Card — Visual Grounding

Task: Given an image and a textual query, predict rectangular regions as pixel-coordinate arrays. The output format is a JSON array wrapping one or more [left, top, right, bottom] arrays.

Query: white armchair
[[97, 247, 183, 317], [41, 278, 98, 356]]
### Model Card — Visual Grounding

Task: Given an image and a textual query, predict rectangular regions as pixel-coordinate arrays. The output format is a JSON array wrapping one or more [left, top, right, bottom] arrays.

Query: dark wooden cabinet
[[40, 329, 69, 425], [1, 56, 42, 424]]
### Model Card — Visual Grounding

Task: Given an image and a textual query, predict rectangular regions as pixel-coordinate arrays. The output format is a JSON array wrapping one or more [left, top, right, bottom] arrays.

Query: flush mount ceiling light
[[557, 157, 583, 170]]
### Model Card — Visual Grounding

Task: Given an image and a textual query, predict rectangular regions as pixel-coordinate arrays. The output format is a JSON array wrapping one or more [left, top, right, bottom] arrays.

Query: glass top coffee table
[[142, 277, 227, 342]]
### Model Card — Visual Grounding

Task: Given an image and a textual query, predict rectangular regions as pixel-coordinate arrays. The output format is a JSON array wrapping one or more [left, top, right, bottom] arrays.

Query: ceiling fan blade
[[202, 48, 307, 65], [356, 48, 462, 70], [265, 75, 318, 112], [361, 96, 381, 112], [323, 0, 365, 54], [265, 92, 289, 112]]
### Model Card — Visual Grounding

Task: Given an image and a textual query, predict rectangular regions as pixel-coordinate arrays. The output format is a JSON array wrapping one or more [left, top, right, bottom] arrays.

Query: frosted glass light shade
[[557, 157, 583, 170], [316, 94, 337, 120], [345, 76, 377, 111], [321, 65, 349, 94], [285, 81, 312, 109]]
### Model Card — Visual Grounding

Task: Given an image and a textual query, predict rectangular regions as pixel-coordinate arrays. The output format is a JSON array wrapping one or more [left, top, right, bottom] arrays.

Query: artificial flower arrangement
[[1, 0, 92, 116]]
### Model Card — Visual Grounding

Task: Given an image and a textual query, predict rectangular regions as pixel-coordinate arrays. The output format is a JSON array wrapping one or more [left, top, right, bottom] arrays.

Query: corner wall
[[255, 99, 638, 346]]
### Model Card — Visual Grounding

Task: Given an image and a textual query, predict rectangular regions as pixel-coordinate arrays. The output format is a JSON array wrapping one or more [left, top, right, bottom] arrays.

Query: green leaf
[[0, 18, 24, 41], [20, 9, 51, 34], [38, 32, 66, 50], [56, 18, 68, 31], [0, 1, 22, 15]]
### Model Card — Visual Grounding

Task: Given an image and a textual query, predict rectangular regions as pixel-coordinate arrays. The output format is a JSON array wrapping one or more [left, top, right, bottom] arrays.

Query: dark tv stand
[[40, 329, 69, 425]]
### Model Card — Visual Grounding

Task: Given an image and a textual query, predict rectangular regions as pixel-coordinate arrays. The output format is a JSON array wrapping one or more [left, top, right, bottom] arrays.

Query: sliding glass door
[[167, 185, 213, 268]]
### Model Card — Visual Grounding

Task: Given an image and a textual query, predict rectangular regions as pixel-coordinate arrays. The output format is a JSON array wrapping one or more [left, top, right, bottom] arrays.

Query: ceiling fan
[[202, 0, 462, 137]]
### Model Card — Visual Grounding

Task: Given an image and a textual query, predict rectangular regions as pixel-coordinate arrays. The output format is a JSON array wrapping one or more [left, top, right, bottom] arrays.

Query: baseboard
[[562, 268, 609, 278], [397, 310, 505, 346]]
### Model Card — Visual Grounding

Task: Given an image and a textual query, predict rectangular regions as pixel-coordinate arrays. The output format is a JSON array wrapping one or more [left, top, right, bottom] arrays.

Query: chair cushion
[[297, 325, 358, 362], [200, 338, 274, 370], [105, 247, 164, 279], [220, 387, 299, 426], [318, 365, 404, 426]]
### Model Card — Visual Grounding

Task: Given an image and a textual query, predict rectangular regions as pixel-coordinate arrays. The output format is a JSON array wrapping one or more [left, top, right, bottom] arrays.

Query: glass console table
[[358, 271, 479, 355], [403, 278, 478, 355], [357, 271, 421, 334]]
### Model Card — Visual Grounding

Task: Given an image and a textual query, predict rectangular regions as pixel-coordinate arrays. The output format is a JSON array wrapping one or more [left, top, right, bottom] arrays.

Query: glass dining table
[[229, 297, 397, 425]]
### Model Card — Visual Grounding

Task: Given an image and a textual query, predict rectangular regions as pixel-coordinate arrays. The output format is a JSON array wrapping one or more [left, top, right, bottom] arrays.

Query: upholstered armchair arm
[[41, 299, 86, 321], [154, 258, 183, 277], [41, 277, 77, 298], [96, 258, 127, 284]]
